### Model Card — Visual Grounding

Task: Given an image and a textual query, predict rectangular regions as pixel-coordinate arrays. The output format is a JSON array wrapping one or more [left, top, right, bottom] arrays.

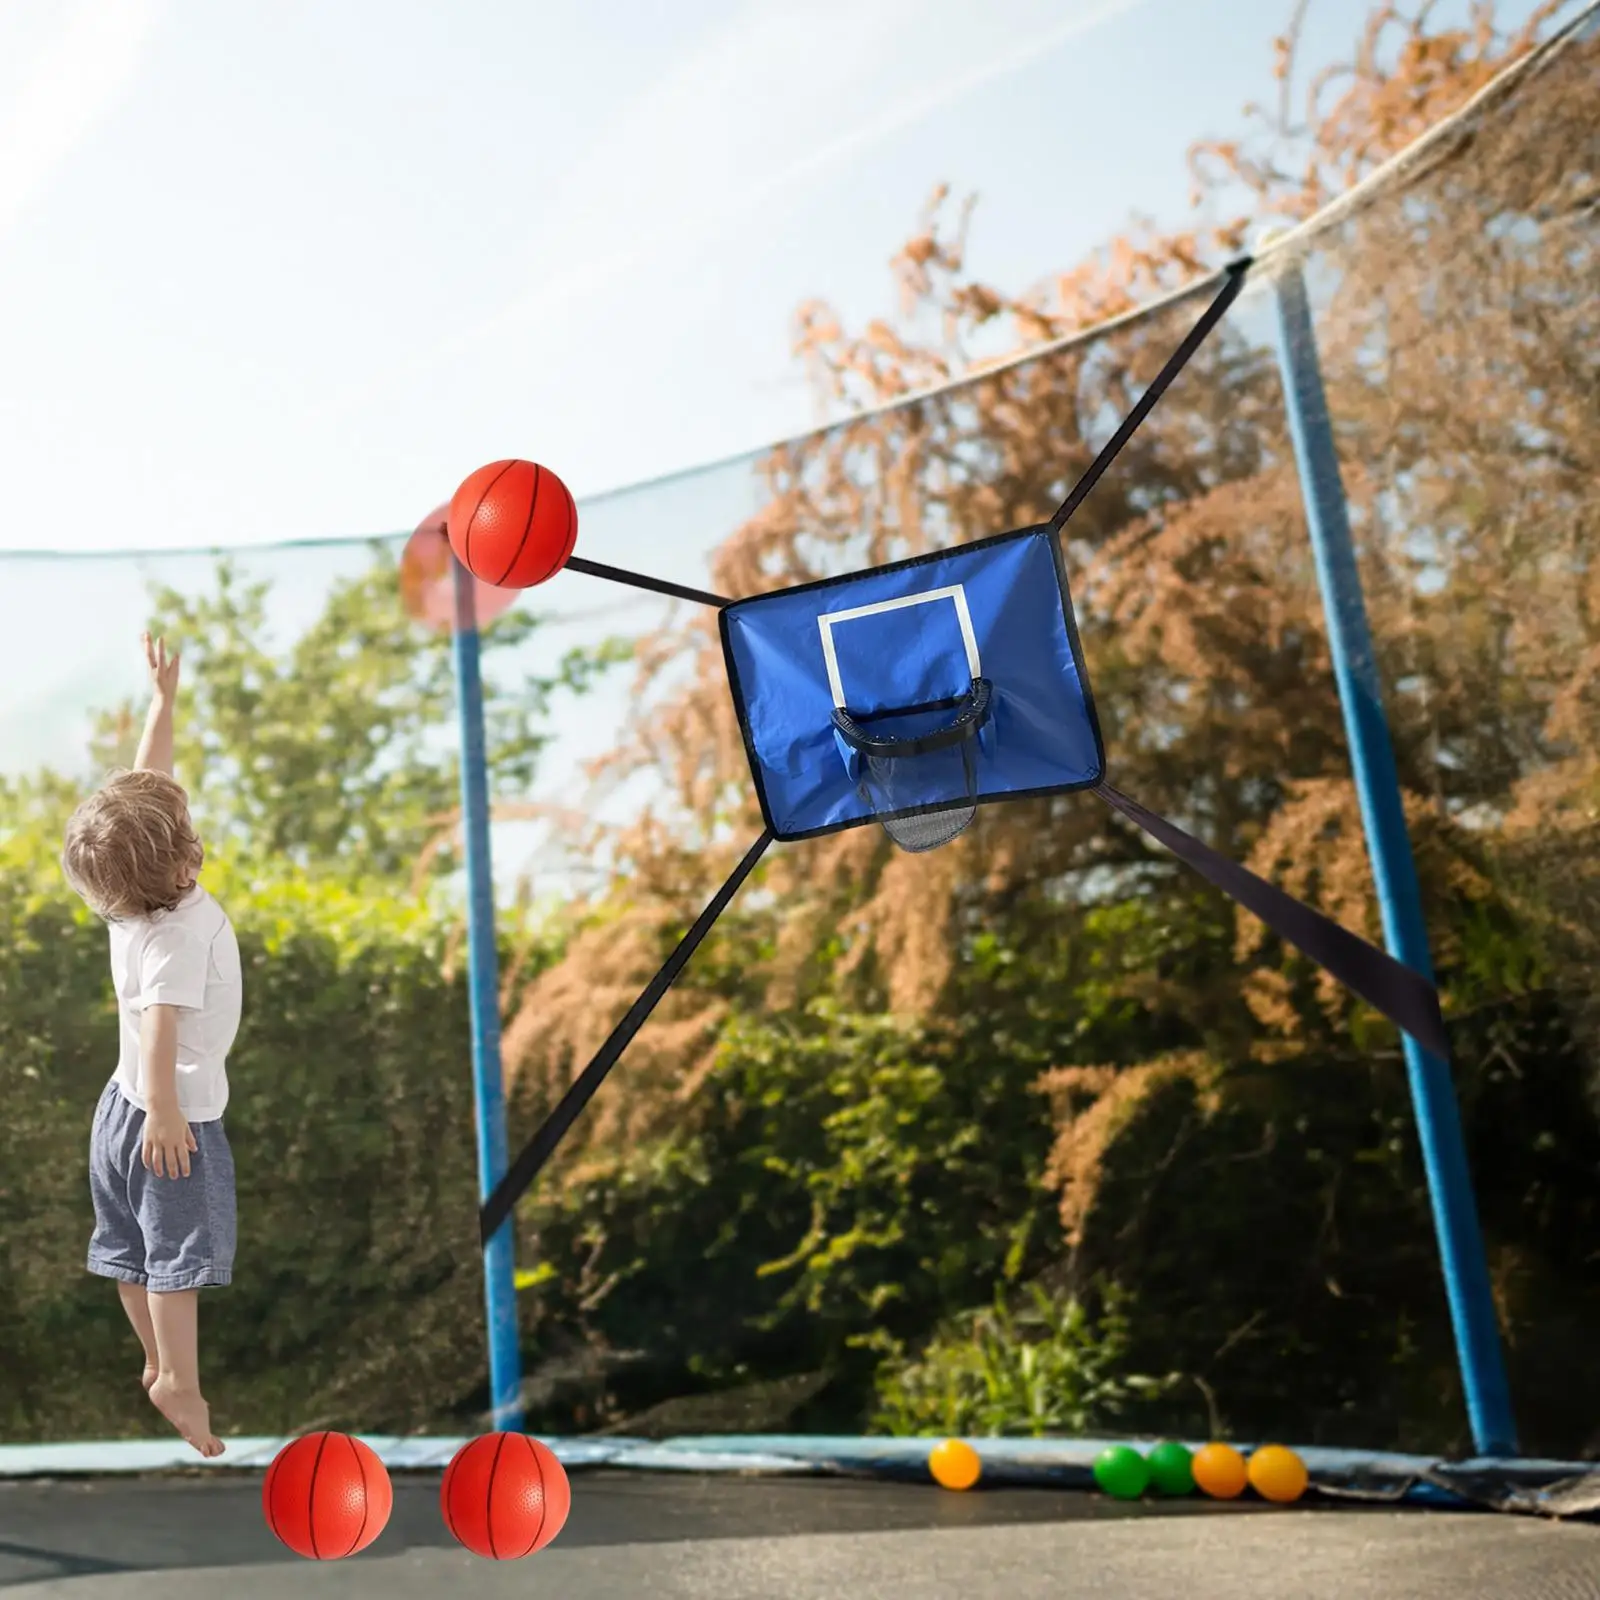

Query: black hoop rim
[[831, 678, 993, 758]]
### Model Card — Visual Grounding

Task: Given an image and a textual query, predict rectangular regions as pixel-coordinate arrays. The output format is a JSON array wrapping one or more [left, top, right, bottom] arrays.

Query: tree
[[0, 541, 630, 1441], [511, 0, 1594, 1103], [501, 1, 1600, 1451], [83, 546, 621, 884]]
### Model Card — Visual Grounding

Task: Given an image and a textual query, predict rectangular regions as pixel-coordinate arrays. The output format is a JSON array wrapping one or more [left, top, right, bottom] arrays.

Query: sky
[[0, 0, 1547, 559], [0, 0, 1563, 888]]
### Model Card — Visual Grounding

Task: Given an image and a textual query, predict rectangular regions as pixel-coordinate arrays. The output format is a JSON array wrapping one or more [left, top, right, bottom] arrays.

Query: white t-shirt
[[109, 885, 242, 1122]]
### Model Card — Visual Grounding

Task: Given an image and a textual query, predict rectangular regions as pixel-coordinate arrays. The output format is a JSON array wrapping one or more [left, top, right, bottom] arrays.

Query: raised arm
[[134, 632, 181, 776]]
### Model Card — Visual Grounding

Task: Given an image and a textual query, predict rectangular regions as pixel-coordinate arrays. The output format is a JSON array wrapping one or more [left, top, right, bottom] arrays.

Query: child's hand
[[142, 1103, 198, 1179], [143, 632, 180, 701]]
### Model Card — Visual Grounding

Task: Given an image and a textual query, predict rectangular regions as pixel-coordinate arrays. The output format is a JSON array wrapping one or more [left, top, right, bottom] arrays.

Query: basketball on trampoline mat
[[447, 459, 578, 589], [263, 1431, 393, 1559], [441, 1432, 571, 1559]]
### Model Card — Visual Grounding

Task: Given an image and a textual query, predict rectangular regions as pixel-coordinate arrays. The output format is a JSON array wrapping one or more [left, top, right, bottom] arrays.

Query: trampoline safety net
[[0, 4, 1596, 1517]]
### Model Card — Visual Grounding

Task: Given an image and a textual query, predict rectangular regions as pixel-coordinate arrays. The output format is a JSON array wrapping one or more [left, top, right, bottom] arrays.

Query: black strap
[[567, 555, 729, 609], [832, 679, 994, 759], [1050, 259, 1252, 535], [1093, 782, 1449, 1059], [479, 828, 774, 1244]]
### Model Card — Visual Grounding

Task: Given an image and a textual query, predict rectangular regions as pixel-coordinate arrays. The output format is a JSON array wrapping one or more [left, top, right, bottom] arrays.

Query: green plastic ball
[[1145, 1440, 1195, 1496], [1092, 1444, 1150, 1500]]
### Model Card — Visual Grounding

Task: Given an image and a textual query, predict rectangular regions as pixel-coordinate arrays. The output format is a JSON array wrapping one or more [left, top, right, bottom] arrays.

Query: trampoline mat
[[3, 1472, 1599, 1599]]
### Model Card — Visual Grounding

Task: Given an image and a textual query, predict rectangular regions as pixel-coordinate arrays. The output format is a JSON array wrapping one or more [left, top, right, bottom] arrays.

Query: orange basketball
[[399, 502, 520, 631], [441, 1432, 571, 1560], [447, 459, 577, 589], [263, 1431, 392, 1560]]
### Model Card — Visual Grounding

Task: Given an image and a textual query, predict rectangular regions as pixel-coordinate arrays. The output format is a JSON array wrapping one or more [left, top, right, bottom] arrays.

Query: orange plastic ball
[[929, 1438, 982, 1491], [1191, 1441, 1249, 1499], [1248, 1444, 1309, 1504]]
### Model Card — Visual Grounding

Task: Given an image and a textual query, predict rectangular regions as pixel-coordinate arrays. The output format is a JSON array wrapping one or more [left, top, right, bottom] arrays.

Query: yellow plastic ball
[[929, 1438, 982, 1491], [1248, 1444, 1309, 1504], [1191, 1442, 1249, 1499]]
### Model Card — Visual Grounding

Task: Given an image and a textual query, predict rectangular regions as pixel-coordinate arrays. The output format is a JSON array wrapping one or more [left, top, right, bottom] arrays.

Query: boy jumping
[[61, 634, 241, 1458]]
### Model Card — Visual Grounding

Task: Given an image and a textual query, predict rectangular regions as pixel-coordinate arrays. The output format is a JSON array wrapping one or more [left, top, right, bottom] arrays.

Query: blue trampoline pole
[[451, 555, 524, 1433], [1268, 257, 1515, 1457]]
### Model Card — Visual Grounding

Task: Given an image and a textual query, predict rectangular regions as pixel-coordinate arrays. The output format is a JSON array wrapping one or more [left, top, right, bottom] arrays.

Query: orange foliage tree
[[500, 2, 1598, 1447]]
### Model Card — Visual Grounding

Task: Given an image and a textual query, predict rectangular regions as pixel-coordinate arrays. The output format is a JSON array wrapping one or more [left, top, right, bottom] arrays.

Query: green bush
[[871, 1283, 1178, 1438], [504, 997, 1065, 1433], [0, 870, 503, 1441]]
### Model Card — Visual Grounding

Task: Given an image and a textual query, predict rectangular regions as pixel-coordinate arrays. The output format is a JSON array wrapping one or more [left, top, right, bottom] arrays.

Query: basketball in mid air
[[447, 459, 578, 589], [399, 502, 519, 631]]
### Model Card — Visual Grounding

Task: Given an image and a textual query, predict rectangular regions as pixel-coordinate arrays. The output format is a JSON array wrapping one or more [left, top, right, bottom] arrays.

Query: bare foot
[[148, 1374, 224, 1458], [141, 1362, 158, 1393]]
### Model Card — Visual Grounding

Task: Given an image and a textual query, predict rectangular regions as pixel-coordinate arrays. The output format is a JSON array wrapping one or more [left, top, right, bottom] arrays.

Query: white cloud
[[0, 0, 168, 240]]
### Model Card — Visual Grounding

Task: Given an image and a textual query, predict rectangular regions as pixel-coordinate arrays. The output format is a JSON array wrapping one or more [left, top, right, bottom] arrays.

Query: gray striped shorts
[[87, 1079, 236, 1292]]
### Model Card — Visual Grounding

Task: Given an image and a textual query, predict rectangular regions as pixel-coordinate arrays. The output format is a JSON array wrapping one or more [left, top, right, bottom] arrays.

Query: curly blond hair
[[61, 769, 204, 921]]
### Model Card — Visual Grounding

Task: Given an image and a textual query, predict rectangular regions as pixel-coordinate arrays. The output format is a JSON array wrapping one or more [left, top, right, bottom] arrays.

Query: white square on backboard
[[815, 585, 981, 709]]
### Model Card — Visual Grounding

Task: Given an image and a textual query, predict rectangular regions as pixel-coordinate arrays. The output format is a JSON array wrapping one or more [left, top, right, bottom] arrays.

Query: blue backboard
[[719, 526, 1105, 841]]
